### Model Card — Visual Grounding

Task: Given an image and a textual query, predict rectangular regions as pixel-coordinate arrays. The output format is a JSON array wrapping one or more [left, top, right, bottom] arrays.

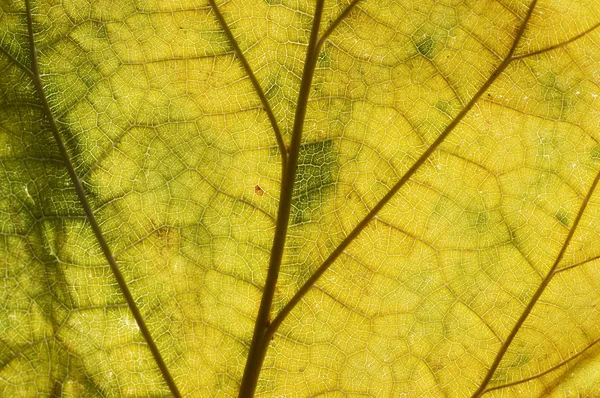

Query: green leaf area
[[2, 0, 600, 396]]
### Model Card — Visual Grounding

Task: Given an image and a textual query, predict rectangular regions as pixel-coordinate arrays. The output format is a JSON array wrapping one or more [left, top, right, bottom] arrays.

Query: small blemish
[[254, 185, 264, 196]]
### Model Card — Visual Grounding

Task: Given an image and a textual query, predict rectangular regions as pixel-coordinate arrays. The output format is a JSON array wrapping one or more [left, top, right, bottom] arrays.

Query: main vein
[[23, 1, 181, 397], [238, 0, 326, 396]]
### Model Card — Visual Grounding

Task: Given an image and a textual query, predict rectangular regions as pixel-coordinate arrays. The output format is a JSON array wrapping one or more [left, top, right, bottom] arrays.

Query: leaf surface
[[1, 0, 600, 396]]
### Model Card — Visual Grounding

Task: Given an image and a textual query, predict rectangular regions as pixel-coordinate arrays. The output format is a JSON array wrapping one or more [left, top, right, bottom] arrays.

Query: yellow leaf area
[[1, 0, 600, 396]]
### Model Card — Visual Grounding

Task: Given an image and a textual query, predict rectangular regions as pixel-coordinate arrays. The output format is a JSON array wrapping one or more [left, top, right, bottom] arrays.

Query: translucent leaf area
[[1, 0, 600, 396]]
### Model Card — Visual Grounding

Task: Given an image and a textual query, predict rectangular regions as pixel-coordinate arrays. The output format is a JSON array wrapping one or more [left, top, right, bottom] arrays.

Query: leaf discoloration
[[2, 0, 600, 397], [291, 139, 337, 224]]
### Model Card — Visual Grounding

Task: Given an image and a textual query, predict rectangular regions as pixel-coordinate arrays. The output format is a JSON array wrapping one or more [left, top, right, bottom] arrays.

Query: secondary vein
[[23, 1, 182, 396], [238, 0, 326, 396], [208, 0, 288, 170], [471, 169, 600, 397], [265, 0, 540, 350]]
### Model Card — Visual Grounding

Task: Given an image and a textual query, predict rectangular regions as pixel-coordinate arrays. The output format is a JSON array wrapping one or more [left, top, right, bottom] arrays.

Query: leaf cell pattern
[[1, 0, 600, 397]]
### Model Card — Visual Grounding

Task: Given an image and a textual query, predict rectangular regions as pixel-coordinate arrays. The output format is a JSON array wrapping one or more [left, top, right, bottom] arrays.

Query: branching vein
[[23, 1, 182, 397], [266, 0, 540, 346], [208, 0, 288, 170], [471, 167, 600, 397]]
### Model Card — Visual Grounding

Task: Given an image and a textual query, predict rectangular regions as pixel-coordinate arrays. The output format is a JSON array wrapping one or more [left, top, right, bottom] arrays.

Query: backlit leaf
[[1, 0, 600, 396]]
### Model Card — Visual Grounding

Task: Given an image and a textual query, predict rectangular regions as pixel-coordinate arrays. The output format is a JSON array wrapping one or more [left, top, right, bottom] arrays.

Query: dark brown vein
[[237, 0, 326, 396], [470, 169, 600, 397], [23, 1, 182, 397], [265, 0, 539, 347], [513, 21, 600, 60], [483, 322, 600, 393], [236, 3, 369, 394], [208, 0, 287, 169]]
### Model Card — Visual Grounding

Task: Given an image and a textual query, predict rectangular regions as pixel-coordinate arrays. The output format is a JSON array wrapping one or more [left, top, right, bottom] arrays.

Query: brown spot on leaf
[[254, 185, 264, 196]]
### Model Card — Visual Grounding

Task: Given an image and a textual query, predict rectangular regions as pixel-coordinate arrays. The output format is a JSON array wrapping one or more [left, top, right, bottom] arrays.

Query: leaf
[[1, 0, 600, 396]]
